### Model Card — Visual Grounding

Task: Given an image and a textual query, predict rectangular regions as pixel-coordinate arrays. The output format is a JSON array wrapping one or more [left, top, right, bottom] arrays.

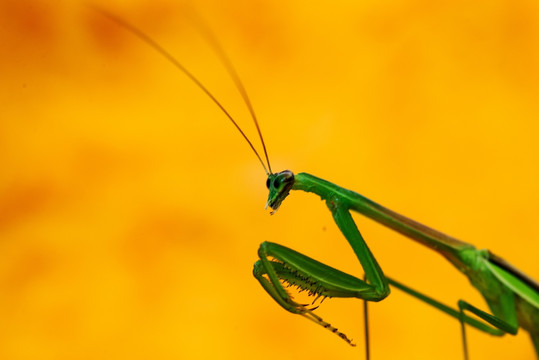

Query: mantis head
[[265, 170, 295, 214]]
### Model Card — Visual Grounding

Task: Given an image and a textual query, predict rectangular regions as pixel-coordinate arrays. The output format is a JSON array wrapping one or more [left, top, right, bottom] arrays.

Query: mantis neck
[[292, 172, 475, 269]]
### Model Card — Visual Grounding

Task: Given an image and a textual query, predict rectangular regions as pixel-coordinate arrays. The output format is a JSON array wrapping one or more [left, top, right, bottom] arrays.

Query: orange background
[[1, 0, 538, 359]]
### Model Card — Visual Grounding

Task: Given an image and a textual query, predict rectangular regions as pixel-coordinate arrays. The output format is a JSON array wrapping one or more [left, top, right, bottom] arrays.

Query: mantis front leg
[[253, 198, 390, 344]]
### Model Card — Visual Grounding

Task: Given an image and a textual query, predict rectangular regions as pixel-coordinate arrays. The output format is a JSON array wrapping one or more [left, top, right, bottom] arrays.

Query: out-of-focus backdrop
[[1, 0, 538, 359]]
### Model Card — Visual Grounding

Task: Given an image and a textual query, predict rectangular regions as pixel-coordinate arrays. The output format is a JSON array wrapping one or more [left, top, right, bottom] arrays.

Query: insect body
[[94, 7, 539, 358], [257, 170, 539, 358]]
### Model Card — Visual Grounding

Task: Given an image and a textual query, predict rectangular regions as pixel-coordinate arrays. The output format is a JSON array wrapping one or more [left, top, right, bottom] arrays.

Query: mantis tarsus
[[94, 7, 539, 358]]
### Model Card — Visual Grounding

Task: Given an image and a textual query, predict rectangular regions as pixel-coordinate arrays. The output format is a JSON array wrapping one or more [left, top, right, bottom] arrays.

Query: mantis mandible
[[94, 7, 539, 358]]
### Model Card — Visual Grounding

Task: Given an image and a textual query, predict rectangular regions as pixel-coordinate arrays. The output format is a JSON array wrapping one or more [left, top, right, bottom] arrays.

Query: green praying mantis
[[94, 7, 539, 359]]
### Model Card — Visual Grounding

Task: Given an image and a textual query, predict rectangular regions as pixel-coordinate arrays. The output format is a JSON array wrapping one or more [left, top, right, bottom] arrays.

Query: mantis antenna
[[186, 11, 273, 175], [90, 6, 272, 175]]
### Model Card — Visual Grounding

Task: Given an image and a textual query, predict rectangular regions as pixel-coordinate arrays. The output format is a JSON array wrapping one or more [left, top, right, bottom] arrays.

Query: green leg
[[252, 205, 390, 346], [329, 204, 390, 301], [253, 257, 356, 346], [363, 274, 370, 360], [388, 277, 511, 335], [459, 304, 470, 360], [388, 277, 520, 359], [458, 300, 518, 334], [458, 299, 518, 359], [254, 206, 392, 305]]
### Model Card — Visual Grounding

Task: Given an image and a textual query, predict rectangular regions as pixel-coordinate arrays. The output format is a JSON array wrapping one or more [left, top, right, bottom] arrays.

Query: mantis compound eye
[[266, 177, 271, 189], [277, 170, 294, 187]]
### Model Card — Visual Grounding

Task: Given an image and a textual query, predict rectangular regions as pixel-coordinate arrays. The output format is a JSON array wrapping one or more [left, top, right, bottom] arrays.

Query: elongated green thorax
[[290, 172, 474, 268]]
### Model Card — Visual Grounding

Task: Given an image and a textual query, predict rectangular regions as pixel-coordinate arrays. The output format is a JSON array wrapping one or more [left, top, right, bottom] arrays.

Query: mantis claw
[[253, 243, 358, 346]]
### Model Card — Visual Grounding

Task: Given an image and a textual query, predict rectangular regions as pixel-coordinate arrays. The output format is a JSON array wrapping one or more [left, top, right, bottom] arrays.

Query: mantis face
[[265, 170, 295, 214]]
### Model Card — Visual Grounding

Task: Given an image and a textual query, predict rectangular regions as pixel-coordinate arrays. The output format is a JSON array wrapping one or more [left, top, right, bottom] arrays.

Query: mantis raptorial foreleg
[[253, 244, 358, 345], [254, 187, 391, 344]]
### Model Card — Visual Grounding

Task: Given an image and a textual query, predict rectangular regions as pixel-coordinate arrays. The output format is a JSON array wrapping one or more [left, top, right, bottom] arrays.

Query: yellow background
[[1, 0, 539, 359]]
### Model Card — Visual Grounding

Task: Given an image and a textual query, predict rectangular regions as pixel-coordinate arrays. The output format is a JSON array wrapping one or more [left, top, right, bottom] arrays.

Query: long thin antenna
[[90, 6, 270, 175], [186, 12, 273, 174]]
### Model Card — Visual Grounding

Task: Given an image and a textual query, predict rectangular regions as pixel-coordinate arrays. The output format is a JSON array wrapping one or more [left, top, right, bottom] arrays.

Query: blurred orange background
[[1, 0, 538, 359]]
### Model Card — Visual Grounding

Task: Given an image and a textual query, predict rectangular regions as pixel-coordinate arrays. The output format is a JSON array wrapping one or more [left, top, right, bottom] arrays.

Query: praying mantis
[[93, 6, 539, 359]]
